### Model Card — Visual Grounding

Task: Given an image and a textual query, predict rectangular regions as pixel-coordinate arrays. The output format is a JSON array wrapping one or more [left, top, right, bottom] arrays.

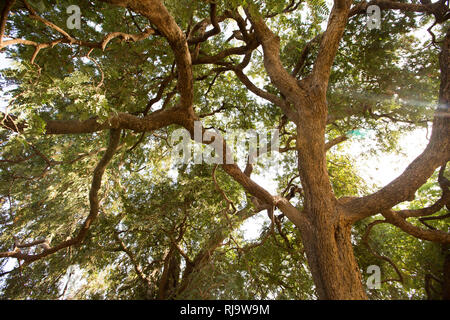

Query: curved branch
[[1, 2, 158, 63], [1, 106, 187, 134], [292, 33, 323, 77], [114, 232, 152, 287], [182, 120, 308, 230], [221, 62, 298, 122], [325, 135, 348, 151], [362, 220, 404, 284], [246, 7, 304, 116], [0, 129, 121, 263], [99, 0, 194, 110], [344, 29, 450, 222], [0, 0, 14, 46], [188, 3, 221, 45], [420, 213, 450, 230], [381, 209, 450, 244], [193, 42, 258, 65]]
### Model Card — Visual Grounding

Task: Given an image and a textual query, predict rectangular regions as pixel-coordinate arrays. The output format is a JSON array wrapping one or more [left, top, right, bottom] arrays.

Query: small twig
[[363, 220, 404, 284], [84, 48, 104, 88], [212, 165, 237, 214]]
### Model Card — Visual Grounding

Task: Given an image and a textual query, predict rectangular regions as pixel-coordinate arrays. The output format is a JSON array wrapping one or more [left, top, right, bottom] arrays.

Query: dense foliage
[[0, 0, 449, 299]]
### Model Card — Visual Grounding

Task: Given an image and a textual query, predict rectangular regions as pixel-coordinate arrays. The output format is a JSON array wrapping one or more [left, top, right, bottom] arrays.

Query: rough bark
[[158, 246, 181, 300], [294, 96, 367, 299], [300, 214, 367, 299], [248, 0, 369, 299]]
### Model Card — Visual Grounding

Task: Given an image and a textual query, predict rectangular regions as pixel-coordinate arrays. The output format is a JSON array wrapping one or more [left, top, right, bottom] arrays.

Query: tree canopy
[[0, 0, 449, 300]]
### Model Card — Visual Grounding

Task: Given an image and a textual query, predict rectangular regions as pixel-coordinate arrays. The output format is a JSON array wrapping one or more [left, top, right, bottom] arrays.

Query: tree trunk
[[301, 217, 367, 299], [295, 98, 367, 299], [157, 246, 181, 299]]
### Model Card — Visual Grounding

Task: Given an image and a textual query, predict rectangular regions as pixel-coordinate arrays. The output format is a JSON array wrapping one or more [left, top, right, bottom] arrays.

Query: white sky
[[346, 129, 429, 187]]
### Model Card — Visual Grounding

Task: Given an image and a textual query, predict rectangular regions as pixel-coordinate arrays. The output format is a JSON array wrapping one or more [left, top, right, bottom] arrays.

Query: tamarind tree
[[0, 0, 449, 299]]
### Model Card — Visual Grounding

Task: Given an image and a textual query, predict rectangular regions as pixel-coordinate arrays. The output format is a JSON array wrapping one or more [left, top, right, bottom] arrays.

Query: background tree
[[0, 0, 449, 299]]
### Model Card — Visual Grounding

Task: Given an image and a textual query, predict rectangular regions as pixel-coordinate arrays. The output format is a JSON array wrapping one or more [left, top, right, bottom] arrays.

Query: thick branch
[[247, 8, 303, 118], [325, 135, 348, 151], [99, 0, 194, 110], [1, 107, 188, 134], [310, 0, 352, 92], [182, 120, 308, 230], [188, 3, 221, 45], [0, 0, 14, 46], [381, 209, 450, 244]]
